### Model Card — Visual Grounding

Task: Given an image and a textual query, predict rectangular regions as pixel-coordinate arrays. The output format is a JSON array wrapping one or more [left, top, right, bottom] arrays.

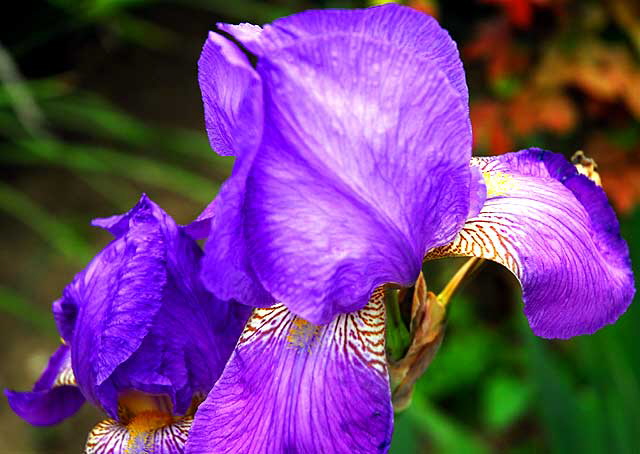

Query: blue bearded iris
[[185, 4, 635, 453], [5, 195, 248, 453]]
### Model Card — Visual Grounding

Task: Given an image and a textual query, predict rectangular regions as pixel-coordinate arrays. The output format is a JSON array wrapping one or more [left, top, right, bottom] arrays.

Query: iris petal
[[243, 34, 472, 323], [183, 198, 217, 240], [200, 6, 472, 321], [219, 4, 468, 104], [200, 156, 275, 307], [84, 416, 192, 454], [5, 345, 85, 426], [70, 196, 169, 414], [198, 31, 263, 156], [52, 295, 77, 343], [69, 195, 246, 417], [427, 149, 635, 338], [186, 289, 392, 453]]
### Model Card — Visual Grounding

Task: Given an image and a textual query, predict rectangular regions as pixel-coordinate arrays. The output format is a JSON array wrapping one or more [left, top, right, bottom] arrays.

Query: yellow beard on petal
[[127, 410, 174, 434], [85, 392, 197, 454], [115, 391, 174, 453], [483, 171, 516, 198], [126, 410, 174, 453], [287, 317, 320, 351]]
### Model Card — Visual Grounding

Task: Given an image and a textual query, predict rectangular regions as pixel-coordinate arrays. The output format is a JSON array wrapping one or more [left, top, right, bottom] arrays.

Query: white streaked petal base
[[186, 288, 393, 453], [85, 415, 192, 454]]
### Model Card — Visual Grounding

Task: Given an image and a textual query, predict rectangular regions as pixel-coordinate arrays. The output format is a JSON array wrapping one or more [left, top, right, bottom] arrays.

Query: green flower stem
[[385, 286, 411, 362]]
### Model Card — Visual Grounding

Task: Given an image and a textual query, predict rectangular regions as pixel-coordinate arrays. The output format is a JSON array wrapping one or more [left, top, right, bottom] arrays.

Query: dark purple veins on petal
[[65, 194, 247, 418], [186, 288, 392, 454], [198, 5, 473, 323], [427, 149, 635, 338]]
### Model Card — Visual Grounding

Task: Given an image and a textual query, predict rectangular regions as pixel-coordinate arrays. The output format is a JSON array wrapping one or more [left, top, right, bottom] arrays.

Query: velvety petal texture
[[186, 288, 392, 453], [200, 5, 473, 323], [5, 345, 85, 426], [427, 149, 635, 338], [66, 195, 247, 418]]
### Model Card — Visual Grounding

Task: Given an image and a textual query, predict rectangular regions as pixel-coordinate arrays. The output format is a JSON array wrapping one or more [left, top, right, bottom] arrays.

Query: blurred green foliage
[[1, 0, 639, 452]]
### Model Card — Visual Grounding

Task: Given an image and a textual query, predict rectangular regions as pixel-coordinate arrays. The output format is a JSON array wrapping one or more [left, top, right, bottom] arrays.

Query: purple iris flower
[[187, 4, 634, 453], [6, 195, 247, 453]]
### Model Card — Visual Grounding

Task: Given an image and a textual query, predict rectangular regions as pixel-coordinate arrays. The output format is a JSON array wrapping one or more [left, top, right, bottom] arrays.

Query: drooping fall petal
[[186, 289, 392, 453], [427, 149, 635, 338], [5, 345, 84, 426]]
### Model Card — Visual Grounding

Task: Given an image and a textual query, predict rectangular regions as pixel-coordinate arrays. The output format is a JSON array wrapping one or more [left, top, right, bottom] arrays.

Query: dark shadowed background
[[1, 0, 639, 452]]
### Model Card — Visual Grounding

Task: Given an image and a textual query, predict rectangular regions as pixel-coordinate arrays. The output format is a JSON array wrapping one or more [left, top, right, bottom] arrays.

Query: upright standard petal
[[219, 4, 468, 105], [5, 345, 85, 426], [243, 34, 472, 323], [427, 149, 635, 338], [69, 195, 247, 417], [197, 28, 274, 307], [198, 31, 263, 156], [186, 289, 392, 454]]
